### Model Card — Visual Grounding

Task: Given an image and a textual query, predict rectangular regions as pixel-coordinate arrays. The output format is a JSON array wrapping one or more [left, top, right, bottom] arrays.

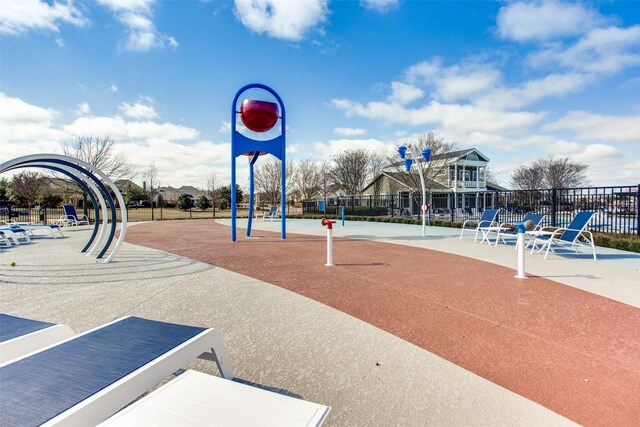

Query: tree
[[388, 132, 456, 199], [206, 171, 219, 215], [511, 156, 588, 190], [9, 171, 45, 206], [123, 185, 148, 205], [177, 194, 192, 211], [0, 178, 9, 203], [368, 152, 389, 197], [292, 159, 325, 201], [253, 158, 295, 205], [328, 148, 371, 195], [143, 162, 160, 219], [195, 195, 211, 211], [37, 190, 63, 208], [59, 135, 135, 211], [217, 184, 244, 210]]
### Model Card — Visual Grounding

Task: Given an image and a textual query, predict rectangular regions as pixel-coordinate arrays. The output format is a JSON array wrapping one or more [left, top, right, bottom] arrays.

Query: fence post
[[551, 188, 557, 227], [636, 184, 640, 236]]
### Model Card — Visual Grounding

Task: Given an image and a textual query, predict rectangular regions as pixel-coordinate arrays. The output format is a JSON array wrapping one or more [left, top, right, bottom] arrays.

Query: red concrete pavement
[[125, 220, 640, 426]]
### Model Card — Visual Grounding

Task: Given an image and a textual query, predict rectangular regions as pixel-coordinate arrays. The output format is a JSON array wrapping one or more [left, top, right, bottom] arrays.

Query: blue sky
[[1, 0, 639, 189]]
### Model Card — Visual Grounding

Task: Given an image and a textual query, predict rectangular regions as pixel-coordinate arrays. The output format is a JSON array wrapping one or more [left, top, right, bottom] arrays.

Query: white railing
[[451, 180, 485, 189]]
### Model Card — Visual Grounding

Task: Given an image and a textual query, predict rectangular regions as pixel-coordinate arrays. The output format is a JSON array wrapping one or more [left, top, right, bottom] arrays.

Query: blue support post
[[342, 207, 345, 226]]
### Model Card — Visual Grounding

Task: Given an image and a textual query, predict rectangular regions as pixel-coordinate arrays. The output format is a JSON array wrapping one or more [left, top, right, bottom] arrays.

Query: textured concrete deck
[[1, 219, 639, 426]]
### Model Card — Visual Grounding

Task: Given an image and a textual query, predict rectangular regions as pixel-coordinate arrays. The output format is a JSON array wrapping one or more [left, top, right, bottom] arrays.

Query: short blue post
[[341, 207, 345, 226]]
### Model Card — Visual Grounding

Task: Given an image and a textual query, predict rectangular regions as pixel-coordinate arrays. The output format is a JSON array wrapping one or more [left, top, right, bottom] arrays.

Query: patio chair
[[0, 314, 74, 364], [62, 204, 90, 226], [0, 231, 10, 248], [262, 205, 280, 221], [0, 316, 234, 426], [0, 225, 32, 245], [459, 208, 500, 242], [531, 211, 597, 260], [494, 213, 545, 248], [9, 223, 64, 238]]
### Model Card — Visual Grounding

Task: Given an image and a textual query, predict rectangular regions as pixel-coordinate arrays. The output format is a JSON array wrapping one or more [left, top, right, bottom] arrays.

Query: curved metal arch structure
[[0, 154, 127, 263], [230, 83, 286, 242]]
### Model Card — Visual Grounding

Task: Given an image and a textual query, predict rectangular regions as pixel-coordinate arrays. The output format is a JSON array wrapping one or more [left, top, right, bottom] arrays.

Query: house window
[[466, 152, 479, 161]]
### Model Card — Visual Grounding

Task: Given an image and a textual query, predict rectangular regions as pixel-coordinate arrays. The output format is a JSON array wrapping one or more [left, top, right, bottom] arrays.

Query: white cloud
[[313, 138, 392, 159], [334, 127, 367, 136], [97, 0, 178, 51], [360, 0, 398, 14], [388, 82, 423, 105], [63, 116, 198, 141], [75, 102, 91, 116], [0, 92, 69, 145], [545, 111, 640, 142], [119, 101, 158, 120], [527, 25, 640, 74], [0, 0, 87, 35], [477, 73, 593, 110], [331, 98, 544, 135], [109, 84, 119, 93], [234, 0, 328, 41], [497, 1, 610, 42]]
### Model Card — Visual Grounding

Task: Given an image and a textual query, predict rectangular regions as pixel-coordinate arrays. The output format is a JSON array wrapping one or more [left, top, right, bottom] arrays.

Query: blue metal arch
[[5, 159, 116, 259], [230, 83, 286, 242], [40, 159, 117, 259]]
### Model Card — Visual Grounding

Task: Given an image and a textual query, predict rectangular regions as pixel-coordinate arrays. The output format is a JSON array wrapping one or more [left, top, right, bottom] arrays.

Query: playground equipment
[[321, 218, 336, 266], [397, 145, 431, 236], [230, 83, 286, 242], [0, 154, 127, 263]]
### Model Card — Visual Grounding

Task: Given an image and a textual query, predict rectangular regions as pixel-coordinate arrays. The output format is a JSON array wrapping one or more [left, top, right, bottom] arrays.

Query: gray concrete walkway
[[3, 220, 633, 425]]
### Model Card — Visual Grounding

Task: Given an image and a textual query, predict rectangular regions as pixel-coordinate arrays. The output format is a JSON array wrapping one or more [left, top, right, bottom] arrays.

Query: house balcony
[[451, 180, 486, 191]]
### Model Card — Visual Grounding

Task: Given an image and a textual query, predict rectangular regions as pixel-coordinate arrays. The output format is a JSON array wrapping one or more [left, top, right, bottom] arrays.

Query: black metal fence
[[303, 185, 640, 235]]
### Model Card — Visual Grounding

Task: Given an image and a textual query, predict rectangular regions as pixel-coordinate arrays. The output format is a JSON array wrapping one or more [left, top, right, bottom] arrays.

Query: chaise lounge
[[0, 314, 74, 364]]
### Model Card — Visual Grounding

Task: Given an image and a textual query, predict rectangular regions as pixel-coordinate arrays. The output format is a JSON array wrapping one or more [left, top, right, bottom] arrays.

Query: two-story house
[[362, 148, 507, 215]]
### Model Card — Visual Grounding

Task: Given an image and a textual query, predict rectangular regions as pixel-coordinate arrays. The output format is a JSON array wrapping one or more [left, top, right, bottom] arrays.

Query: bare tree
[[143, 162, 160, 220], [253, 158, 296, 205], [511, 156, 587, 190], [9, 171, 45, 206], [328, 148, 371, 195], [293, 159, 325, 200], [388, 131, 457, 196], [511, 164, 545, 190], [368, 151, 389, 197], [206, 171, 219, 216], [61, 136, 135, 180], [59, 136, 135, 210]]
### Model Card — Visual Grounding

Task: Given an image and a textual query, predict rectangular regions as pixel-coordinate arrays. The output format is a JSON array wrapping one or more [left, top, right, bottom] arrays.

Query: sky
[[1, 0, 639, 190]]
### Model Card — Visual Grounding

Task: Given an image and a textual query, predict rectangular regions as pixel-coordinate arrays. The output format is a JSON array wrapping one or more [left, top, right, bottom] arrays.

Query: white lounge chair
[[0, 316, 234, 426], [531, 211, 597, 260], [100, 370, 331, 427], [459, 208, 500, 242], [0, 230, 11, 248], [0, 314, 74, 364], [262, 205, 281, 221], [0, 225, 32, 245], [493, 213, 545, 248], [4, 222, 64, 238]]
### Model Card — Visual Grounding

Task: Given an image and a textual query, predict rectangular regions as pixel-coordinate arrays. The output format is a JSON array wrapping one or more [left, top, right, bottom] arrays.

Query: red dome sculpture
[[240, 99, 279, 132]]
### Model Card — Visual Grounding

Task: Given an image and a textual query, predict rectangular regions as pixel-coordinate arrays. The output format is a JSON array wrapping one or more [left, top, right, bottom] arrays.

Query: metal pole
[[325, 226, 334, 266], [515, 232, 526, 279]]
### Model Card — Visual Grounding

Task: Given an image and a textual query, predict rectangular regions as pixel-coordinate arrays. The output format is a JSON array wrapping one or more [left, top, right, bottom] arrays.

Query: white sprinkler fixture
[[515, 219, 534, 279], [321, 218, 337, 266], [397, 145, 431, 237]]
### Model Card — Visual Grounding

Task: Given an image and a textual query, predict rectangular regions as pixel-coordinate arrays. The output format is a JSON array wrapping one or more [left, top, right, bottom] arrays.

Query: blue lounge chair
[[0, 316, 234, 426], [531, 211, 597, 260], [459, 208, 500, 241], [62, 204, 90, 226], [0, 314, 74, 363], [493, 213, 545, 248], [262, 205, 281, 222], [0, 225, 32, 245]]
